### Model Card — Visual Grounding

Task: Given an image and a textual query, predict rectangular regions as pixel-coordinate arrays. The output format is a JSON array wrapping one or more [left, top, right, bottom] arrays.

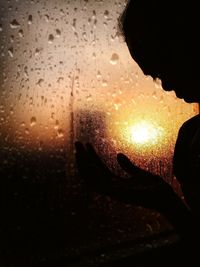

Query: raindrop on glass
[[48, 34, 54, 44], [10, 19, 20, 29], [57, 77, 64, 84], [57, 129, 64, 138], [154, 78, 162, 89], [54, 120, 59, 130], [55, 29, 61, 37], [110, 53, 119, 65], [28, 15, 33, 25], [37, 78, 44, 87], [24, 66, 29, 78], [25, 128, 29, 135], [10, 35, 14, 43], [104, 10, 109, 19], [10, 107, 14, 115], [102, 79, 108, 87], [45, 14, 49, 22], [35, 48, 40, 56], [18, 29, 24, 38], [20, 122, 25, 127], [96, 71, 101, 80], [92, 52, 96, 59], [30, 116, 36, 126], [8, 47, 14, 58], [86, 95, 92, 102]]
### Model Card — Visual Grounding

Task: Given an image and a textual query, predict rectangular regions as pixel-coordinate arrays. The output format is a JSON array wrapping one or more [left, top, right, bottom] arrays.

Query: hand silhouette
[[75, 142, 195, 242], [173, 115, 200, 217], [75, 142, 113, 195], [75, 142, 175, 213]]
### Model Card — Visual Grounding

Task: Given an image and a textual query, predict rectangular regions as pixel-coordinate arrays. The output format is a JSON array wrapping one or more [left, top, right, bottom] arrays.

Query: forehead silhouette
[[121, 0, 198, 47], [120, 0, 200, 101]]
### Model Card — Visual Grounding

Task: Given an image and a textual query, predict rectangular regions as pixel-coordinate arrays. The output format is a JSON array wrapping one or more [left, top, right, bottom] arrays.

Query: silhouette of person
[[75, 0, 200, 260]]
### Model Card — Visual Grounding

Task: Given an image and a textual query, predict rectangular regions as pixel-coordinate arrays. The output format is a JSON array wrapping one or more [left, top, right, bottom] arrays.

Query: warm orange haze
[[0, 0, 198, 179], [0, 1, 200, 266]]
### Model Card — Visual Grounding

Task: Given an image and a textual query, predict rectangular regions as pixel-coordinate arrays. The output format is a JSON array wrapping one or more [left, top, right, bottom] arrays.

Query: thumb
[[117, 153, 143, 176]]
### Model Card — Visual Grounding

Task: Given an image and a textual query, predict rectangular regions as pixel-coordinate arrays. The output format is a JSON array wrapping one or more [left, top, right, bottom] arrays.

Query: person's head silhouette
[[75, 2, 200, 249], [120, 0, 200, 103]]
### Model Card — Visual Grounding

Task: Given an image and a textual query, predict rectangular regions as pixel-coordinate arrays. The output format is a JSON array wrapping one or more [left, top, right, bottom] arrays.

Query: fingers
[[75, 141, 85, 156], [117, 153, 163, 187], [117, 153, 144, 176], [75, 143, 170, 209], [75, 141, 92, 179], [86, 143, 112, 177], [75, 142, 112, 193]]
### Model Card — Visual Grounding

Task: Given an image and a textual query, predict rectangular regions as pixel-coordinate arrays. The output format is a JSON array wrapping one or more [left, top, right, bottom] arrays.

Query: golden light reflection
[[108, 109, 173, 161], [0, 0, 198, 155], [128, 120, 163, 146]]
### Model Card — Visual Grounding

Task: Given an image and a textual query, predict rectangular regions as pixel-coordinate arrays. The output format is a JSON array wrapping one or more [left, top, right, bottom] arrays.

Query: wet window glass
[[0, 0, 198, 265]]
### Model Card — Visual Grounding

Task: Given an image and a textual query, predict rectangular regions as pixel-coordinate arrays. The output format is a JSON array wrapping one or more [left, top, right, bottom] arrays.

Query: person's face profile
[[122, 0, 200, 104], [126, 37, 200, 104]]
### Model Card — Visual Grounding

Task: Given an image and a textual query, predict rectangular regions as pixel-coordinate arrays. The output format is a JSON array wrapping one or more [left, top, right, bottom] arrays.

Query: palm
[[75, 142, 173, 211]]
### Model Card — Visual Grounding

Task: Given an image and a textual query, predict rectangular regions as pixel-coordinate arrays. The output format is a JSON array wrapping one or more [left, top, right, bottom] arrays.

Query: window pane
[[0, 0, 198, 265]]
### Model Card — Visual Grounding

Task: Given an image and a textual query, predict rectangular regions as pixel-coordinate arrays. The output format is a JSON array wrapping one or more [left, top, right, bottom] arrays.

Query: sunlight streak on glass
[[129, 121, 163, 145]]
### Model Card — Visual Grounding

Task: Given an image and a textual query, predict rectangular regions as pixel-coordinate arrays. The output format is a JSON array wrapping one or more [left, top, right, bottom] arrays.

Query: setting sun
[[130, 121, 163, 145]]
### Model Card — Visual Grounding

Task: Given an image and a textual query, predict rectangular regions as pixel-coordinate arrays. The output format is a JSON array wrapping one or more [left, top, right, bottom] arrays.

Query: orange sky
[[0, 0, 198, 157]]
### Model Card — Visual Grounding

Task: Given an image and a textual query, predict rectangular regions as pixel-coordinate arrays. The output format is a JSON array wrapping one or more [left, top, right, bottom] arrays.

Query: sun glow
[[130, 121, 163, 145], [116, 118, 166, 153]]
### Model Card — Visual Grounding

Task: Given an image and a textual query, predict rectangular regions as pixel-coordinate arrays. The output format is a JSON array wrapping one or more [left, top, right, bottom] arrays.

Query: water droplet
[[8, 47, 14, 58], [50, 112, 55, 120], [20, 121, 25, 127], [45, 14, 49, 22], [24, 66, 29, 78], [92, 52, 96, 59], [154, 78, 162, 89], [82, 32, 87, 41], [86, 94, 92, 101], [55, 29, 61, 37], [92, 10, 96, 19], [35, 48, 40, 56], [152, 91, 158, 100], [54, 120, 59, 130], [37, 78, 44, 87], [0, 105, 4, 113], [102, 79, 108, 87], [38, 141, 43, 151], [104, 10, 109, 19], [18, 29, 24, 37], [10, 35, 14, 42], [57, 77, 64, 84], [96, 71, 101, 80], [110, 53, 119, 65], [10, 107, 14, 115], [0, 117, 5, 123], [57, 129, 64, 138], [10, 19, 20, 29], [48, 34, 54, 44], [30, 116, 36, 126], [60, 9, 65, 15], [72, 18, 76, 30], [25, 128, 29, 135], [28, 15, 33, 25]]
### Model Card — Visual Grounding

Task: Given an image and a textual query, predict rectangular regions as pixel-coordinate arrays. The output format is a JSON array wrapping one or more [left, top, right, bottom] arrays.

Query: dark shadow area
[[0, 110, 181, 267]]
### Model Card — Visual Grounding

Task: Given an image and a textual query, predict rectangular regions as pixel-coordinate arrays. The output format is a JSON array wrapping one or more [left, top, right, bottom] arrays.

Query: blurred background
[[0, 0, 198, 266]]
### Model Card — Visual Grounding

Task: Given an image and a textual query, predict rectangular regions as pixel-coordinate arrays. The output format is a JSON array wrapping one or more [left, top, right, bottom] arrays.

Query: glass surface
[[0, 0, 198, 265]]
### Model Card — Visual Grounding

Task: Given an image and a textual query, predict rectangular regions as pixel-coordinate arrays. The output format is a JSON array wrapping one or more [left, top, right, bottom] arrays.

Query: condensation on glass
[[0, 0, 198, 255], [0, 0, 198, 179]]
